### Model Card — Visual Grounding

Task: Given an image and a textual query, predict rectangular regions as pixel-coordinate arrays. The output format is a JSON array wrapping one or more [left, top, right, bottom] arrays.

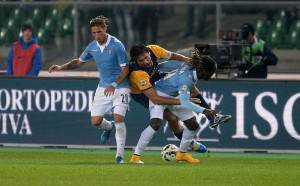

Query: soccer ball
[[161, 144, 179, 161]]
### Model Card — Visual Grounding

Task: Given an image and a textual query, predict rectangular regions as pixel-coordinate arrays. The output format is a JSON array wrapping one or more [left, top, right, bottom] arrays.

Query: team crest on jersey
[[108, 49, 112, 55], [140, 79, 147, 86], [181, 85, 188, 92]]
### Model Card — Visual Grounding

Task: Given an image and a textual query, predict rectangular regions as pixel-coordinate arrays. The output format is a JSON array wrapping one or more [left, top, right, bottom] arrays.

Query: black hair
[[192, 49, 217, 80], [241, 23, 255, 39], [129, 44, 150, 62], [21, 23, 33, 32]]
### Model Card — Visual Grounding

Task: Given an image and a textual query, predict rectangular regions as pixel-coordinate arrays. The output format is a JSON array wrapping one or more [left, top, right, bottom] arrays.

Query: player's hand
[[190, 98, 201, 104], [184, 57, 192, 64], [203, 109, 217, 120], [104, 86, 115, 97], [48, 65, 62, 73]]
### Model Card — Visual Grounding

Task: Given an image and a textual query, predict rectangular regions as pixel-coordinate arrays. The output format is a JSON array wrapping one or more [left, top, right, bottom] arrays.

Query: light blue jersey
[[158, 60, 183, 72], [155, 64, 196, 96], [79, 35, 129, 88], [155, 63, 206, 113]]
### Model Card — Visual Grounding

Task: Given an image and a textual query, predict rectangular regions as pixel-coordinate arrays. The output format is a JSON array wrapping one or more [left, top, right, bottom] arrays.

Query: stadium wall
[[0, 77, 299, 152]]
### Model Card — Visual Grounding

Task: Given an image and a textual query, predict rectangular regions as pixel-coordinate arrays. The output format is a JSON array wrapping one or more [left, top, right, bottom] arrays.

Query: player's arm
[[148, 44, 191, 63], [104, 64, 129, 96], [113, 64, 129, 85], [170, 52, 191, 64], [179, 84, 216, 119], [143, 88, 181, 105], [190, 86, 201, 97], [48, 58, 84, 73], [48, 44, 92, 73], [104, 43, 129, 96], [110, 42, 130, 87], [191, 85, 210, 109]]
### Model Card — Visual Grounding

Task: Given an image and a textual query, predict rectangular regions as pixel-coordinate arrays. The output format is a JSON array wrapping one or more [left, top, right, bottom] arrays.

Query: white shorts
[[149, 91, 195, 121], [91, 87, 131, 117]]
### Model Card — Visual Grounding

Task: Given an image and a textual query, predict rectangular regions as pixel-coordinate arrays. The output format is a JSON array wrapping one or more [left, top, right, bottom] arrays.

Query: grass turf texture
[[1, 147, 300, 186]]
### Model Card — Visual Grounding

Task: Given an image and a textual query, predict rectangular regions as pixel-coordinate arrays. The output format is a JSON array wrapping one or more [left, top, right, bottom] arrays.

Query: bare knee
[[164, 111, 181, 134], [150, 118, 162, 131], [183, 117, 199, 131], [91, 116, 103, 126], [114, 114, 125, 123]]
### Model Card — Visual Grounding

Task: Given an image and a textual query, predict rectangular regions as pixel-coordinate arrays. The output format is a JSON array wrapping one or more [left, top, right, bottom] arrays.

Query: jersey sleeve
[[178, 81, 205, 113], [79, 45, 93, 62], [177, 73, 205, 113], [148, 45, 172, 60], [129, 71, 152, 91], [115, 42, 128, 67]]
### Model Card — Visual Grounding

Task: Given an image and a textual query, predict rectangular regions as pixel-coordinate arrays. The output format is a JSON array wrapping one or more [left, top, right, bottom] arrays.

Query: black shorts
[[131, 93, 149, 108]]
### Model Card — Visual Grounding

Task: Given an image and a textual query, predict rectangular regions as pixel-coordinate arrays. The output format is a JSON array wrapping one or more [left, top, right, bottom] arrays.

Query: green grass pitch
[[1, 147, 300, 186]]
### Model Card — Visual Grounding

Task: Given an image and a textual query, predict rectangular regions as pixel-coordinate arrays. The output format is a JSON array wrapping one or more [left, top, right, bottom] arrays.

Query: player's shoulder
[[147, 44, 165, 52], [130, 70, 149, 78], [85, 40, 98, 50], [110, 35, 125, 47]]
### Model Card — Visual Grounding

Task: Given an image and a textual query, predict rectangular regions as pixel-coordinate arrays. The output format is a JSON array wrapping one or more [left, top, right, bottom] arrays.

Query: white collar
[[96, 34, 111, 48]]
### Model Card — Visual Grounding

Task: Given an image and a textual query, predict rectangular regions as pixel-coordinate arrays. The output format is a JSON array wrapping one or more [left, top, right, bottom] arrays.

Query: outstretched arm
[[48, 58, 84, 73], [170, 52, 192, 64]]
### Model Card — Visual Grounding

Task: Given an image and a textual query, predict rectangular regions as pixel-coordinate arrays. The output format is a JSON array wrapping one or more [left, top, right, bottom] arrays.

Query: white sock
[[115, 122, 126, 158], [97, 118, 113, 130], [134, 126, 156, 155], [179, 128, 198, 152]]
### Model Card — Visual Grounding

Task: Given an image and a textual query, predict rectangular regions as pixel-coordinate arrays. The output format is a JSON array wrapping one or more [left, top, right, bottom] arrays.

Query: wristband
[[111, 82, 118, 88]]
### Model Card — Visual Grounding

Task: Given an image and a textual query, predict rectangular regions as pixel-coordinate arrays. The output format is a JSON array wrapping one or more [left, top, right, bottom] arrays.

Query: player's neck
[[98, 34, 108, 45]]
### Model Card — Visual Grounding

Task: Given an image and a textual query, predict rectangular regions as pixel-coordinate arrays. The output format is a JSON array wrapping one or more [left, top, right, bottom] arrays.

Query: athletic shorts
[[131, 93, 149, 108], [91, 87, 131, 117], [149, 90, 195, 121]]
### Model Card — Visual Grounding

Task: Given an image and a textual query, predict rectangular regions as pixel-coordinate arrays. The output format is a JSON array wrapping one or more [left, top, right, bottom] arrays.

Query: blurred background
[[0, 0, 300, 75]]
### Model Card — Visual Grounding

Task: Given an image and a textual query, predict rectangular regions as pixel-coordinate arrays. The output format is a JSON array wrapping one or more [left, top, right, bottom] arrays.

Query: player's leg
[[113, 88, 131, 164], [91, 116, 113, 130], [163, 109, 183, 140], [170, 107, 200, 163], [129, 101, 165, 164], [91, 88, 114, 137], [177, 116, 201, 163], [164, 107, 207, 154]]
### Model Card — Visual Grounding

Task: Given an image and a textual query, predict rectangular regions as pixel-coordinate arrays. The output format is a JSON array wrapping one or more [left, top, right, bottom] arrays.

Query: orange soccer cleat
[[176, 152, 200, 164]]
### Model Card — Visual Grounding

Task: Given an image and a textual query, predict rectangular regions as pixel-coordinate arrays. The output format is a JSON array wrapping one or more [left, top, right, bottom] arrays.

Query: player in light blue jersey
[[49, 15, 129, 164], [139, 50, 230, 163]]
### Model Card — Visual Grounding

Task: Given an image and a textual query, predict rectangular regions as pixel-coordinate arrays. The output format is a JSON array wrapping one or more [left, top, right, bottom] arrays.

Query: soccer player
[[156, 50, 220, 163], [128, 45, 228, 164], [48, 15, 129, 164], [132, 49, 228, 164], [129, 44, 193, 140]]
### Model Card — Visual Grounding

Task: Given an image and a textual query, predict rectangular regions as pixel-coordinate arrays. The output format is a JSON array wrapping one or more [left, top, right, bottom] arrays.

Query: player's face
[[136, 52, 153, 68], [22, 29, 32, 43], [91, 25, 107, 44]]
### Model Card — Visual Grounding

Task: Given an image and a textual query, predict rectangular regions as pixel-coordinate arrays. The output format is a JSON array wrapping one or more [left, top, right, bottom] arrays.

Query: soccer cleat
[[209, 114, 232, 129], [176, 152, 200, 164], [100, 121, 114, 144], [129, 154, 144, 164], [189, 140, 207, 153], [115, 156, 124, 164]]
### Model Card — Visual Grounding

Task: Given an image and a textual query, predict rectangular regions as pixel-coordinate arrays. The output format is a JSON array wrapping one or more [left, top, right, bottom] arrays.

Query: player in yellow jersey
[[128, 44, 215, 164]]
